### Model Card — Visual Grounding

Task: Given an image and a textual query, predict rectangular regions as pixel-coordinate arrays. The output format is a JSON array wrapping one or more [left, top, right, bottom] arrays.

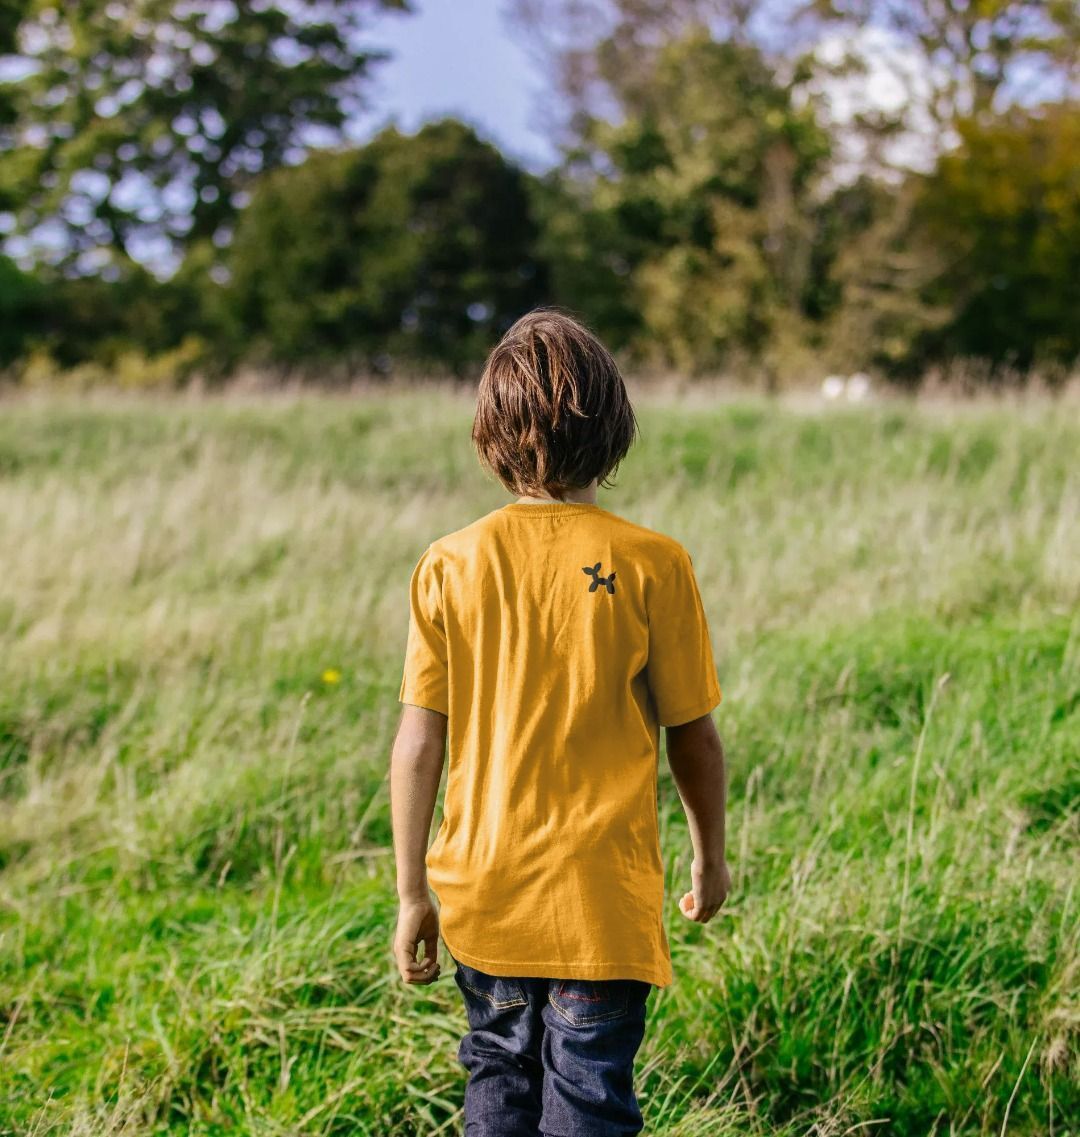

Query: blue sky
[[350, 2, 1071, 180], [355, 1, 558, 171], [351, 5, 928, 181]]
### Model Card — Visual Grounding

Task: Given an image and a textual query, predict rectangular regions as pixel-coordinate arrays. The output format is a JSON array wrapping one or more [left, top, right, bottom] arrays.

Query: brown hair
[[472, 308, 639, 500]]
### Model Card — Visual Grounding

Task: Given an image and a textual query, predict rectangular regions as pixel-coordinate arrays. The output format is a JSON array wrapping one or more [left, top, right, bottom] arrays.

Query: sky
[[350, 2, 944, 180], [351, 2, 1071, 181], [353, 1, 558, 171]]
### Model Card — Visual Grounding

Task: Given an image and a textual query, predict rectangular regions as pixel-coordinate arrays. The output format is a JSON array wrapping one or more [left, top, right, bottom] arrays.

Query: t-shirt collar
[[501, 501, 606, 516]]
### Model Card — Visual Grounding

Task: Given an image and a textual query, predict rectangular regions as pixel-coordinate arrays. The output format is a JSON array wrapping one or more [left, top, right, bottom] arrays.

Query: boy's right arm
[[666, 712, 730, 924]]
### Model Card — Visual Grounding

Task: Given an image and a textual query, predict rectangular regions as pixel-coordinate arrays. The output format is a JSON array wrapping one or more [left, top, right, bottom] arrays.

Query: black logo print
[[583, 561, 616, 594]]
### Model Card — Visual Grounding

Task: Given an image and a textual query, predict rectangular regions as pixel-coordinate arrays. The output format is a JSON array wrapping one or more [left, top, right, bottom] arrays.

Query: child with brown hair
[[390, 308, 730, 1135]]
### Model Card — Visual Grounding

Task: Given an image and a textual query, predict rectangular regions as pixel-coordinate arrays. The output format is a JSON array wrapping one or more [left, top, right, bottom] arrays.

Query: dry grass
[[0, 387, 1077, 1134]]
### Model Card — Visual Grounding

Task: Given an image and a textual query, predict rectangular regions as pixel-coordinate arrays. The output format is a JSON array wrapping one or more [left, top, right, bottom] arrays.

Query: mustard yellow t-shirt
[[397, 499, 722, 988]]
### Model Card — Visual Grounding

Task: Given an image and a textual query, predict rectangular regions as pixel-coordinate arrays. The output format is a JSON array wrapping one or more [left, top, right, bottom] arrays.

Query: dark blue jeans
[[450, 952, 652, 1136]]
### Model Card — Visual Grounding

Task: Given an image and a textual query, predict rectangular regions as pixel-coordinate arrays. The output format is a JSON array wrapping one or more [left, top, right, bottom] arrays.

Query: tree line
[[1, 0, 1077, 388]]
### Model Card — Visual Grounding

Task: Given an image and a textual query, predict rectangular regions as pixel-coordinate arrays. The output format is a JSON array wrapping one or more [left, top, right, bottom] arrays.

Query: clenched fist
[[678, 856, 731, 924]]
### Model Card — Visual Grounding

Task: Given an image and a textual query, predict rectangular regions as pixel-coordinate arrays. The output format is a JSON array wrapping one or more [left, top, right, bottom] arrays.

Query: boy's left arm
[[389, 703, 448, 985]]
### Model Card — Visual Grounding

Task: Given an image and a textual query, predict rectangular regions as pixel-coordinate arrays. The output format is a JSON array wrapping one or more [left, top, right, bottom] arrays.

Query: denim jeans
[[450, 952, 652, 1136]]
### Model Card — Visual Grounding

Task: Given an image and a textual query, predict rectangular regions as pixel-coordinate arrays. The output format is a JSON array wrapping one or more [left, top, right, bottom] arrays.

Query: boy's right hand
[[678, 856, 731, 923]]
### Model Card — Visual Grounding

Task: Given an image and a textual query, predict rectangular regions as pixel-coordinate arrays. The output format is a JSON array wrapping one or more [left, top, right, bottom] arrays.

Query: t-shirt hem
[[441, 933, 674, 989], [658, 686, 722, 728], [398, 683, 449, 717]]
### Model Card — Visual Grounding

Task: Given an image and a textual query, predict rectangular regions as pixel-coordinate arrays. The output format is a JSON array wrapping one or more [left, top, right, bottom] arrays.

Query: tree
[[508, 0, 799, 142], [0, 254, 44, 366], [223, 119, 549, 374], [915, 102, 1080, 370], [528, 170, 645, 359], [541, 30, 830, 373], [797, 0, 1080, 131], [0, 0, 28, 145], [808, 176, 953, 379], [0, 0, 409, 274]]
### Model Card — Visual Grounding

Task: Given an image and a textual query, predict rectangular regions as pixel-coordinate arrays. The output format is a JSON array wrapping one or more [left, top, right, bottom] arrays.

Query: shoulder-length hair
[[471, 308, 639, 500]]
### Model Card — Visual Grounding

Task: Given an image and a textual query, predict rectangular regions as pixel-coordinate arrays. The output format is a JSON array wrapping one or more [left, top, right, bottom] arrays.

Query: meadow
[[0, 385, 1076, 1136]]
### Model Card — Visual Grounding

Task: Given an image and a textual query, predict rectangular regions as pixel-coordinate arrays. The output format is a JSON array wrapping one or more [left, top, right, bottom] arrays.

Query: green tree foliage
[[549, 30, 830, 374], [1, 259, 208, 374], [0, 253, 44, 365], [0, 0, 28, 140], [916, 103, 1080, 370], [529, 170, 645, 359], [0, 0, 409, 271], [513, 0, 1080, 384], [1, 0, 1076, 385], [224, 119, 549, 374], [810, 177, 953, 380]]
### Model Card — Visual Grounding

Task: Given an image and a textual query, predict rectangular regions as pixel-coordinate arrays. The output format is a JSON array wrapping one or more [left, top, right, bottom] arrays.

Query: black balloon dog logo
[[583, 562, 616, 594]]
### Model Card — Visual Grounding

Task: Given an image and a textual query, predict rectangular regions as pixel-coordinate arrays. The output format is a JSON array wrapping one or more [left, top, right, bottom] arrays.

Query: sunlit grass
[[0, 385, 1077, 1134]]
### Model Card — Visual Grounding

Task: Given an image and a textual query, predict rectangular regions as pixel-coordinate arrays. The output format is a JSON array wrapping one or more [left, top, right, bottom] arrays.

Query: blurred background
[[1, 0, 1078, 391]]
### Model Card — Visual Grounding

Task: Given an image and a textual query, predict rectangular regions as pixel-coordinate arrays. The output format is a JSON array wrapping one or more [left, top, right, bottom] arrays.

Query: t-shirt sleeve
[[398, 543, 450, 716], [646, 545, 722, 727]]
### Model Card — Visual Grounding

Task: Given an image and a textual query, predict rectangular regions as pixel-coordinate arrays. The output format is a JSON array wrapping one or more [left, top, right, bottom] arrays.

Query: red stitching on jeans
[[556, 982, 606, 1003]]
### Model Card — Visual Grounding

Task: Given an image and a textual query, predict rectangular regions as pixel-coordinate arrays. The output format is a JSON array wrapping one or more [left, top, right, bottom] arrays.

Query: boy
[[390, 309, 730, 1136]]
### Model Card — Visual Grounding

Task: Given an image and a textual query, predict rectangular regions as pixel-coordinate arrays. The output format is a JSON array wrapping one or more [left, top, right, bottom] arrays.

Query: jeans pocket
[[452, 960, 529, 1009], [548, 978, 636, 1026]]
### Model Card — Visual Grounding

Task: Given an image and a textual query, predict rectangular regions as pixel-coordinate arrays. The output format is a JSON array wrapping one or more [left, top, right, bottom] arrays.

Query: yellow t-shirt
[[397, 500, 722, 988]]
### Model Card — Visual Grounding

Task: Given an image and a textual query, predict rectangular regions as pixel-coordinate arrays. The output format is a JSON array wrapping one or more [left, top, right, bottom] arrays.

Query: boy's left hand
[[394, 895, 442, 984]]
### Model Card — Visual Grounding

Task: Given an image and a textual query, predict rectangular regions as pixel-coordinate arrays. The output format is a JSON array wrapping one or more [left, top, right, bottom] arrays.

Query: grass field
[[0, 386, 1077, 1136]]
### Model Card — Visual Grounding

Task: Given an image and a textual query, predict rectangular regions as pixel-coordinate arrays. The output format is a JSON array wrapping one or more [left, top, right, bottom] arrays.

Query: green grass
[[0, 386, 1077, 1135]]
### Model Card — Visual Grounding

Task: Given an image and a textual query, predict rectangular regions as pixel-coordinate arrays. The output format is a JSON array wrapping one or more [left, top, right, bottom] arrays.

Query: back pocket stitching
[[553, 980, 607, 1003], [548, 982, 629, 1025], [459, 976, 528, 1009]]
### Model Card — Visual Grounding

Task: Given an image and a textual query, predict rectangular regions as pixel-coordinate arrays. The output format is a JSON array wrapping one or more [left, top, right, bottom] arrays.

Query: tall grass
[[0, 386, 1076, 1135]]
